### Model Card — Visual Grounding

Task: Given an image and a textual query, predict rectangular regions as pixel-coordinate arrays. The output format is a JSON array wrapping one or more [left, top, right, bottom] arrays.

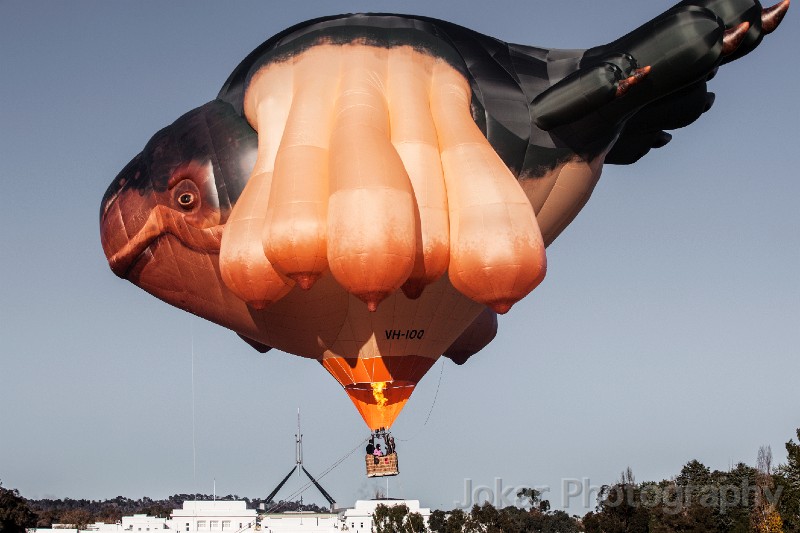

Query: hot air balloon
[[100, 0, 790, 453]]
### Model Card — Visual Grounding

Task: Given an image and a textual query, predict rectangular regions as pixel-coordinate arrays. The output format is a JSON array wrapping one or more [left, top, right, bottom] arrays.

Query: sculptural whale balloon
[[100, 0, 790, 430]]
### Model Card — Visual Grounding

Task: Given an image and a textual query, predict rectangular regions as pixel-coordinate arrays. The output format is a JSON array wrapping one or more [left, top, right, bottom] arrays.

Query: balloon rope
[[421, 359, 445, 427], [399, 358, 445, 442], [264, 437, 368, 513], [191, 317, 197, 494], [397, 476, 407, 501]]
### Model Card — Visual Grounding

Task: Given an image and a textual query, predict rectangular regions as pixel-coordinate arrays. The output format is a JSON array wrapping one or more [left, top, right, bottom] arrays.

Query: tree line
[[0, 491, 327, 533], [378, 427, 800, 532], [2, 427, 799, 533]]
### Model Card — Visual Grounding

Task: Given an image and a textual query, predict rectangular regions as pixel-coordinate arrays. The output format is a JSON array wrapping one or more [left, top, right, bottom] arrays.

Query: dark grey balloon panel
[[216, 0, 788, 180]]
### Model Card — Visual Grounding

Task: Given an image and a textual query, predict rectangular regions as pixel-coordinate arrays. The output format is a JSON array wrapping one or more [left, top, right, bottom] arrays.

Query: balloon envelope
[[101, 1, 790, 430]]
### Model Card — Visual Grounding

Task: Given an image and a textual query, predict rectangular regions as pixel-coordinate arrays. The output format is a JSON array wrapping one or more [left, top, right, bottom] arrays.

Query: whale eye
[[178, 192, 196, 208], [171, 178, 201, 211]]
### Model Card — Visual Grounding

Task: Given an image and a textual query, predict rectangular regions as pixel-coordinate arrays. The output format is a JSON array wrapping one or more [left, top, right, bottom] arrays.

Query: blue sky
[[1, 0, 798, 514]]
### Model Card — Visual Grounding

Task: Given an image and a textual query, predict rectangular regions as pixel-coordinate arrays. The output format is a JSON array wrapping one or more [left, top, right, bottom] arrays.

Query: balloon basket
[[366, 452, 399, 477]]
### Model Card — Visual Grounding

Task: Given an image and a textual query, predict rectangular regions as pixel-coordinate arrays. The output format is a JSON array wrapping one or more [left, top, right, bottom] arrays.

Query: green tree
[[431, 500, 581, 533], [676, 460, 713, 503], [0, 481, 36, 533], [34, 509, 60, 528], [713, 462, 758, 533], [372, 503, 424, 533], [95, 507, 124, 524], [775, 428, 800, 533], [541, 510, 580, 533], [143, 503, 171, 518], [429, 509, 446, 532], [517, 487, 543, 509], [429, 508, 466, 533], [59, 508, 95, 529], [583, 469, 651, 533], [463, 502, 502, 533]]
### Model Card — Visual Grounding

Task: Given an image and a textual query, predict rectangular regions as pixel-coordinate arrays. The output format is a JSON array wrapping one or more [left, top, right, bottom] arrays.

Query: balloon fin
[[762, 0, 790, 34], [237, 334, 272, 353], [443, 308, 498, 365]]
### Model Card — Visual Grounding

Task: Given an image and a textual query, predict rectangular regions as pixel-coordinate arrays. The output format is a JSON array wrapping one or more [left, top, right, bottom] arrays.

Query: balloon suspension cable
[[190, 316, 197, 497], [398, 358, 445, 442], [396, 475, 407, 501], [263, 437, 368, 514]]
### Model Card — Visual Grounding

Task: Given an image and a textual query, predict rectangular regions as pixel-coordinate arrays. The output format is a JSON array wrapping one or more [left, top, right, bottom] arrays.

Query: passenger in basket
[[386, 436, 395, 455]]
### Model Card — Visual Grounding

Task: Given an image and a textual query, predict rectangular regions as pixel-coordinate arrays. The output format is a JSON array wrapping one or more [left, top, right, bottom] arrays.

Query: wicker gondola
[[365, 452, 399, 477]]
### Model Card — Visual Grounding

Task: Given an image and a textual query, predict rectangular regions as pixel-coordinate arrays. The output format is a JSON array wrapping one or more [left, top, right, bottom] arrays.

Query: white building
[[341, 499, 430, 533], [28, 499, 431, 533], [261, 511, 339, 532], [29, 514, 168, 533], [168, 501, 257, 533], [121, 514, 169, 532], [30, 514, 168, 533]]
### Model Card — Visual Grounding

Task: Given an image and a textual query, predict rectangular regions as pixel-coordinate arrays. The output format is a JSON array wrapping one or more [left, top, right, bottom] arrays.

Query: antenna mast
[[296, 409, 303, 505], [296, 408, 303, 473], [264, 408, 337, 511]]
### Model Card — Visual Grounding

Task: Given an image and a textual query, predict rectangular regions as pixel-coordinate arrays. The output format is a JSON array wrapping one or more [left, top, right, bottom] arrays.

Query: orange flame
[[371, 381, 389, 409]]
